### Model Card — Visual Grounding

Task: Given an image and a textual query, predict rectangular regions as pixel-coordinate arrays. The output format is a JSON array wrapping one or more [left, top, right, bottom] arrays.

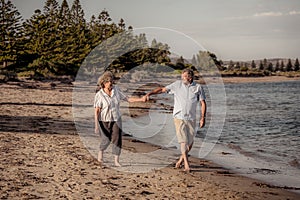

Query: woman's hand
[[95, 125, 99, 134]]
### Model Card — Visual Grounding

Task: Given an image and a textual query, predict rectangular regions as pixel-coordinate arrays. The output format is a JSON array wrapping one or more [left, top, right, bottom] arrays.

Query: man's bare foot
[[114, 162, 122, 167], [183, 168, 191, 173], [175, 160, 183, 169]]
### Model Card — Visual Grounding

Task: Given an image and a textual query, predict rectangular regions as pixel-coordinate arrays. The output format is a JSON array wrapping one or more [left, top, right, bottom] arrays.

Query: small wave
[[253, 168, 280, 175], [226, 143, 256, 157], [289, 159, 300, 169]]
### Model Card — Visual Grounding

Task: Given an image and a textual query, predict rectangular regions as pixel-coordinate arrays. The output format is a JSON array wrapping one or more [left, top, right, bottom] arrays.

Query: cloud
[[226, 10, 300, 21], [253, 10, 300, 17], [289, 10, 300, 15], [253, 12, 283, 17]]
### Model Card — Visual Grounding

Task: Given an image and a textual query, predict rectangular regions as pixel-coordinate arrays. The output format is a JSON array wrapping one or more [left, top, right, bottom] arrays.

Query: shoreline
[[221, 75, 300, 84], [1, 79, 300, 199], [7, 74, 300, 85]]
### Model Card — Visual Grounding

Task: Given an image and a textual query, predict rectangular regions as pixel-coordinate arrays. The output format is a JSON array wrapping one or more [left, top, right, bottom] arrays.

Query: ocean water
[[207, 80, 300, 190], [122, 80, 300, 190], [220, 80, 300, 169]]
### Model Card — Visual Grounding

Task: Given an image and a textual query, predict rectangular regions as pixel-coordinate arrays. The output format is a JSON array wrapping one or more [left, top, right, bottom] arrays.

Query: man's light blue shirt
[[165, 80, 206, 121]]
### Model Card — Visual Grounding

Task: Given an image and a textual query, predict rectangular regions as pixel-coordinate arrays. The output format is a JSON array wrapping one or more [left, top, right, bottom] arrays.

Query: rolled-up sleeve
[[115, 86, 128, 101], [165, 81, 179, 94], [199, 86, 206, 101], [94, 92, 103, 108]]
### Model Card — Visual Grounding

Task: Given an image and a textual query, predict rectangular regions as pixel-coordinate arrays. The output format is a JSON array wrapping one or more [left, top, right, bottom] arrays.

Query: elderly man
[[146, 68, 206, 172]]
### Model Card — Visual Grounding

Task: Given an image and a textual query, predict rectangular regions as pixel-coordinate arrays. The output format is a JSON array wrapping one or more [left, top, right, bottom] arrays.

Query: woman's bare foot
[[114, 155, 122, 167], [98, 159, 103, 164], [183, 168, 191, 173]]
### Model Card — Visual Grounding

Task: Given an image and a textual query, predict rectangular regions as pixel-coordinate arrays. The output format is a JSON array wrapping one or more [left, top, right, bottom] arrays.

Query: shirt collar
[[182, 80, 195, 87], [101, 86, 115, 97]]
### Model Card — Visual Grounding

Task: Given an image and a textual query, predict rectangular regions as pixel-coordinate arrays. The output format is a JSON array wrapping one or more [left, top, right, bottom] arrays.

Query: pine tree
[[153, 40, 170, 64], [286, 59, 292, 72], [251, 60, 256, 69], [208, 52, 222, 70], [88, 10, 115, 49], [263, 58, 268, 71], [22, 0, 61, 75], [52, 0, 90, 75], [44, 0, 59, 23], [118, 18, 126, 31], [267, 62, 273, 72], [22, 9, 46, 73], [259, 60, 264, 71], [53, 0, 72, 74], [67, 0, 90, 74], [0, 0, 23, 68], [70, 0, 85, 25], [59, 0, 70, 27], [294, 58, 299, 71], [274, 60, 280, 72], [228, 60, 234, 70], [235, 62, 240, 70], [280, 60, 285, 72]]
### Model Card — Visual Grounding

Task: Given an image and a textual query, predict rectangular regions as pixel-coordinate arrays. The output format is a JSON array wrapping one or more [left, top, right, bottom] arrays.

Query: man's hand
[[200, 117, 206, 128]]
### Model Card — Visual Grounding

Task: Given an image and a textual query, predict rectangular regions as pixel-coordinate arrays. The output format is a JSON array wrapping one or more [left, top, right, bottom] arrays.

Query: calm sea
[[220, 80, 300, 169]]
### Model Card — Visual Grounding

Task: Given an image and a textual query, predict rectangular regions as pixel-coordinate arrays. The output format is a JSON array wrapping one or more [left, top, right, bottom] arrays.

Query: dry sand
[[0, 77, 300, 199]]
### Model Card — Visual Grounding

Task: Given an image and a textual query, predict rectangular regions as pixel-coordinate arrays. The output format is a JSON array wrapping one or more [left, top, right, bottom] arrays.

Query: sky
[[13, 0, 300, 61]]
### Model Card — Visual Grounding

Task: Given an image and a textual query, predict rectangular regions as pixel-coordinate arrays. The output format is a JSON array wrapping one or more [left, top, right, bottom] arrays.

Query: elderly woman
[[94, 71, 146, 167]]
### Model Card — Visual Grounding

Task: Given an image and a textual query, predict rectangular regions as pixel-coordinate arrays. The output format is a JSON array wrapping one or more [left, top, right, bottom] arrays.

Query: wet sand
[[0, 78, 299, 199]]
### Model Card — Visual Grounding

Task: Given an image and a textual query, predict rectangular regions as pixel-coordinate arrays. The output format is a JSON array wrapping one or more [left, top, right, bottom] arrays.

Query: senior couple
[[94, 69, 206, 172]]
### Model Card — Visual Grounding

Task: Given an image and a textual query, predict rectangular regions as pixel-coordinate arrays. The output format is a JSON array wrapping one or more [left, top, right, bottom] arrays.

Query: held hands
[[141, 94, 150, 102]]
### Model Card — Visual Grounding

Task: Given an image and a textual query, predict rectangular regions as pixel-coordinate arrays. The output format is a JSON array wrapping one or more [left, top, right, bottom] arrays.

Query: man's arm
[[146, 87, 167, 97], [200, 100, 206, 128]]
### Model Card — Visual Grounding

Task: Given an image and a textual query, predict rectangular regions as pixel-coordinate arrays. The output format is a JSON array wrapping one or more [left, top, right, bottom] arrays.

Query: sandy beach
[[1, 76, 300, 199]]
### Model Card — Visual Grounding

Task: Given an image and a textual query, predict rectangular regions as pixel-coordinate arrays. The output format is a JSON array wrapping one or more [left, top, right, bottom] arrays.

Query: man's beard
[[182, 79, 190, 85]]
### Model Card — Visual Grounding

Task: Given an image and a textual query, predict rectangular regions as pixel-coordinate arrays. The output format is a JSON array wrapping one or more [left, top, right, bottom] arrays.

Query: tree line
[[1, 0, 299, 79], [227, 58, 299, 72], [0, 0, 173, 78]]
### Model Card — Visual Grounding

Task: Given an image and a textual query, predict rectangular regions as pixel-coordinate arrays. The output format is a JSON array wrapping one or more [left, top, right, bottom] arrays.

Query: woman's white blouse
[[94, 86, 127, 122]]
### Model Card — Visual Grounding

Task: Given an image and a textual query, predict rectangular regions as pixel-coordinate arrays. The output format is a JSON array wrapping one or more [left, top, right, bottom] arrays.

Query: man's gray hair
[[182, 68, 194, 79]]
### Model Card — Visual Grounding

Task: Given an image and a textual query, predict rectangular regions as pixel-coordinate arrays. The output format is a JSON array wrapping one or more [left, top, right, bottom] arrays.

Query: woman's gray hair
[[96, 71, 114, 90]]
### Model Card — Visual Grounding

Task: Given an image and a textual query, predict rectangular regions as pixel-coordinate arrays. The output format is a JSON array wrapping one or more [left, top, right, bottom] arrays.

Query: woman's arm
[[95, 107, 101, 133], [127, 96, 147, 103]]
